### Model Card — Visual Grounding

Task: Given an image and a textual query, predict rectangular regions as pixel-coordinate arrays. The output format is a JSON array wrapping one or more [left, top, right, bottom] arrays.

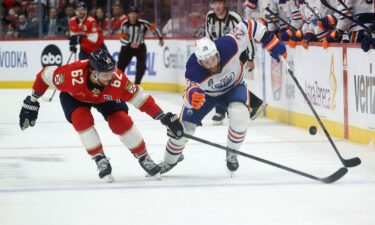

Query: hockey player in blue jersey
[[159, 18, 287, 174]]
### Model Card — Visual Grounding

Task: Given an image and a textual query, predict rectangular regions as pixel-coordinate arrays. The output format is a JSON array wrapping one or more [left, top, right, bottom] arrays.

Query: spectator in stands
[[20, 1, 28, 14], [1, 2, 14, 36], [57, 4, 75, 37], [25, 2, 38, 23], [110, 1, 127, 37], [16, 14, 38, 38], [9, 2, 22, 18], [94, 7, 109, 36], [43, 7, 59, 37], [189, 12, 205, 37], [3, 0, 16, 9], [5, 2, 22, 30]]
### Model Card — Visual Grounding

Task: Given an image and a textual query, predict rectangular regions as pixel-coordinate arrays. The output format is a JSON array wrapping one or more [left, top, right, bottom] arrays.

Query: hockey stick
[[43, 52, 75, 102], [336, 0, 352, 16], [265, 7, 298, 31], [280, 57, 361, 167], [183, 133, 348, 183], [304, 2, 320, 20], [336, 0, 372, 22], [320, 0, 375, 35]]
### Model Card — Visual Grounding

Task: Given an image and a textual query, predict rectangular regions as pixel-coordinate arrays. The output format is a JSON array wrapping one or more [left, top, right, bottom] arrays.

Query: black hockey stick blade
[[321, 167, 348, 183], [343, 157, 361, 168], [183, 133, 348, 183], [281, 58, 361, 168]]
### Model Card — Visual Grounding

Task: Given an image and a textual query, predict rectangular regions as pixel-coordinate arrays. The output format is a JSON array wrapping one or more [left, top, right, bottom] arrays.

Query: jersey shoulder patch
[[215, 36, 238, 66], [87, 16, 95, 22]]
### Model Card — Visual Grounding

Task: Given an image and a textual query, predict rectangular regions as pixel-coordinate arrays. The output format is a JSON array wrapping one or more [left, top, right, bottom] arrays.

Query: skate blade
[[145, 172, 161, 180], [102, 174, 115, 183], [212, 120, 224, 126], [227, 170, 235, 178]]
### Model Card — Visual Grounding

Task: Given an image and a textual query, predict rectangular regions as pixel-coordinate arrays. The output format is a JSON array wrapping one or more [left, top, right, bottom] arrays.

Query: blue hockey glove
[[361, 35, 375, 52], [262, 32, 287, 62]]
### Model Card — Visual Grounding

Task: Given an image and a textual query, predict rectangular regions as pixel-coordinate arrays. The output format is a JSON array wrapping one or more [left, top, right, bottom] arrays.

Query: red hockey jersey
[[32, 60, 161, 118], [69, 16, 105, 54]]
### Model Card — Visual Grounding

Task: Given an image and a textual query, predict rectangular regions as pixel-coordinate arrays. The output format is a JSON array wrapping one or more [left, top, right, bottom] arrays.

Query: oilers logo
[[209, 72, 235, 90]]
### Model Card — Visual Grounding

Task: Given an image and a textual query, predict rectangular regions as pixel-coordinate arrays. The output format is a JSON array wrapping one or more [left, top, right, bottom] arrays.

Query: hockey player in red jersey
[[69, 1, 106, 60], [19, 47, 183, 183]]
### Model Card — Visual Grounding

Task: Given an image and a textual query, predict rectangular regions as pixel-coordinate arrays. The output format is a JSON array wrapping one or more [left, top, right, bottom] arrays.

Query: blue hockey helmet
[[89, 48, 115, 72]]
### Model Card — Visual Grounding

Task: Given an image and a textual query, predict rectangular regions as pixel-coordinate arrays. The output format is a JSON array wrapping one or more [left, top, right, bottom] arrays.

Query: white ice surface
[[1, 89, 375, 225]]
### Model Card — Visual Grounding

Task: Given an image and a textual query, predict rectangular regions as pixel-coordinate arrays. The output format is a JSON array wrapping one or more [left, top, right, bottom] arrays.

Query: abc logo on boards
[[41, 45, 62, 67]]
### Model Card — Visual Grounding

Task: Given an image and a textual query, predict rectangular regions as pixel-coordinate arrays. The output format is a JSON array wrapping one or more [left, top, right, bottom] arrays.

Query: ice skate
[[159, 154, 184, 174], [94, 155, 114, 183], [138, 154, 161, 176], [226, 150, 239, 172], [212, 113, 225, 125]]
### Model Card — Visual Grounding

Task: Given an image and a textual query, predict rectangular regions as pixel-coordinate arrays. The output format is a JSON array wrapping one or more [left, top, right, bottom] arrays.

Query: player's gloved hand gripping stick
[[160, 112, 184, 139], [262, 32, 287, 62]]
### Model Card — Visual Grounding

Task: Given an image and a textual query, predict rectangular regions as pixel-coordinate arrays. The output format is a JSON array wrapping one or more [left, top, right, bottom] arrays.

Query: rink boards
[[0, 38, 374, 145]]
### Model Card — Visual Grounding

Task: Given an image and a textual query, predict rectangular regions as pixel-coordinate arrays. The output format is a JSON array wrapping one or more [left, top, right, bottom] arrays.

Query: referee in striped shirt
[[206, 0, 265, 125], [118, 6, 164, 84]]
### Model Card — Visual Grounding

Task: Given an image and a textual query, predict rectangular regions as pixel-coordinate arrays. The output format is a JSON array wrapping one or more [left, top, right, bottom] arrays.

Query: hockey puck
[[309, 126, 317, 135]]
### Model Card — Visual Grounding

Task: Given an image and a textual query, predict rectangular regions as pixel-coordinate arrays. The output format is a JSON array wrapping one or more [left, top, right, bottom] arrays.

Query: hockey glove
[[69, 35, 81, 53], [160, 112, 184, 139], [361, 35, 375, 52], [186, 85, 205, 110], [302, 31, 318, 49], [262, 32, 287, 62], [288, 29, 303, 48], [70, 45, 77, 53], [280, 28, 295, 41], [317, 15, 337, 31], [304, 31, 318, 43], [19, 96, 40, 130], [323, 29, 343, 49]]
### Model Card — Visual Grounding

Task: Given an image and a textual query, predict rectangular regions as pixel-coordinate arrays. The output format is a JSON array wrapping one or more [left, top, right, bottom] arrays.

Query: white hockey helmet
[[195, 37, 219, 62]]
